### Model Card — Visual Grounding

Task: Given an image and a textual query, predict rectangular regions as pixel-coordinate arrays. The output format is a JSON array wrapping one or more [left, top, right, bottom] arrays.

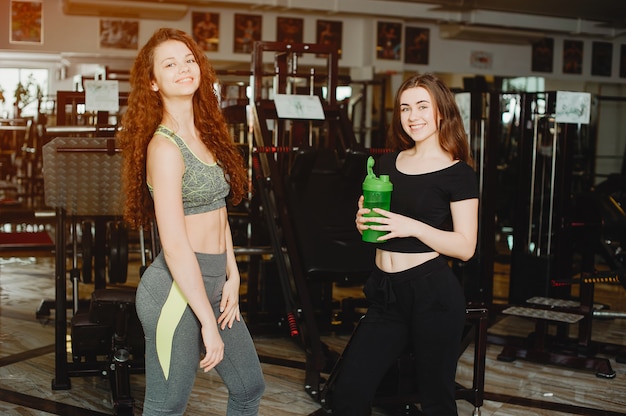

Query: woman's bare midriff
[[375, 249, 439, 273], [184, 206, 227, 254]]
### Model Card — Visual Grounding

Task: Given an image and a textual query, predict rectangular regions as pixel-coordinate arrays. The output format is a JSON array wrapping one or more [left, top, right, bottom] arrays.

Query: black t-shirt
[[376, 151, 479, 253]]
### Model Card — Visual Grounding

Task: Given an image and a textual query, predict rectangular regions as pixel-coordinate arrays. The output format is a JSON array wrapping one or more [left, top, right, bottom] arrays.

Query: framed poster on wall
[[192, 11, 220, 52], [376, 21, 402, 60], [562, 40, 583, 74], [234, 14, 262, 54], [619, 45, 626, 78], [316, 20, 342, 58], [10, 0, 43, 44], [592, 41, 613, 77], [99, 20, 139, 50], [277, 17, 303, 44], [404, 27, 429, 65], [531, 38, 554, 73]]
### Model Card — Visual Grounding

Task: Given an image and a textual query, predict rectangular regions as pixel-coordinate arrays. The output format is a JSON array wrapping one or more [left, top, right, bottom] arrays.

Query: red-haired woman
[[118, 28, 264, 415]]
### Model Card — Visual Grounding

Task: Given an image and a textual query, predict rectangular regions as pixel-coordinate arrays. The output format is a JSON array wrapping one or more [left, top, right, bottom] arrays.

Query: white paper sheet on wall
[[84, 80, 119, 113], [273, 94, 325, 120], [555, 91, 591, 124]]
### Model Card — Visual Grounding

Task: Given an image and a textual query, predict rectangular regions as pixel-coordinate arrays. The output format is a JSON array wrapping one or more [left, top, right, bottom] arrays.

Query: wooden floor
[[1, 250, 626, 416]]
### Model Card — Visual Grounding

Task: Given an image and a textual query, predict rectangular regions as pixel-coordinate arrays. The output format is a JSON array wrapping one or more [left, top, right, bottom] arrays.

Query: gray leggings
[[136, 251, 265, 415]]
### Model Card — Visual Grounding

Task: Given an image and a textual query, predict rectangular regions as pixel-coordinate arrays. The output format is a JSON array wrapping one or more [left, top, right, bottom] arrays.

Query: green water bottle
[[362, 156, 393, 243]]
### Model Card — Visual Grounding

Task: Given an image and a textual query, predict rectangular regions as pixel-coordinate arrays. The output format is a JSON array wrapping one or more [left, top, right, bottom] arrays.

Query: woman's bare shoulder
[[148, 133, 180, 157]]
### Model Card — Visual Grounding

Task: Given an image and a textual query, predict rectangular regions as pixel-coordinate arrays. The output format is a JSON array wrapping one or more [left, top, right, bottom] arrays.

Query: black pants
[[331, 255, 466, 416]]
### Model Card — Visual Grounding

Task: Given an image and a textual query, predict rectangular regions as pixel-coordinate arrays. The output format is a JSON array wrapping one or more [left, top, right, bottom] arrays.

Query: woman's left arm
[[428, 198, 478, 261], [217, 216, 242, 329], [372, 198, 479, 261]]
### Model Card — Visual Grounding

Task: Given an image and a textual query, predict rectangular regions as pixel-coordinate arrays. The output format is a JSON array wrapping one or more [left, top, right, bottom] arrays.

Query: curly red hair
[[117, 28, 248, 229]]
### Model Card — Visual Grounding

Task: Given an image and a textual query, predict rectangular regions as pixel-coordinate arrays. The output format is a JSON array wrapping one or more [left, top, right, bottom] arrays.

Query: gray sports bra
[[148, 125, 230, 215]]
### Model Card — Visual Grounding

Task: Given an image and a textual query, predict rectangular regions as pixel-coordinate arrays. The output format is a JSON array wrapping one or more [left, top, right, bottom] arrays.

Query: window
[[0, 68, 48, 119], [501, 77, 545, 93]]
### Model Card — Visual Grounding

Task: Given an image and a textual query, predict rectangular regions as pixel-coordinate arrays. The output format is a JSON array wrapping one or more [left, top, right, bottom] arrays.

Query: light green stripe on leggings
[[156, 281, 188, 380]]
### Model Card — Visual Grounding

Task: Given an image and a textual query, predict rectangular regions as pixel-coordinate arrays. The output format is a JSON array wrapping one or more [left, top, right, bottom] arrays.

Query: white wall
[[1, 0, 626, 91]]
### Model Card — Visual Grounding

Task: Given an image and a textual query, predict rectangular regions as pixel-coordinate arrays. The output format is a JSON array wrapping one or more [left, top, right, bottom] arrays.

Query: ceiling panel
[[393, 0, 626, 28]]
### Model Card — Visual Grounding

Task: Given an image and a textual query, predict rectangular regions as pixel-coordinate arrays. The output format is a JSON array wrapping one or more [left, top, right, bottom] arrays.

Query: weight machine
[[249, 40, 370, 399], [41, 136, 147, 415], [489, 91, 626, 378]]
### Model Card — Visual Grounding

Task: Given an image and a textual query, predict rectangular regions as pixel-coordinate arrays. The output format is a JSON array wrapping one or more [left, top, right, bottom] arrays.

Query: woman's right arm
[[147, 136, 224, 372]]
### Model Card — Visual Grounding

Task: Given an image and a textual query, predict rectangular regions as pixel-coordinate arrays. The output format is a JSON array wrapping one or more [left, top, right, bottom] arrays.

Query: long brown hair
[[118, 28, 248, 229], [388, 73, 472, 165]]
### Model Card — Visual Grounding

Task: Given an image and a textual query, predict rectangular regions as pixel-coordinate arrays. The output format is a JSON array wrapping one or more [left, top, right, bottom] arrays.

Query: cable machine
[[488, 91, 626, 378], [249, 40, 372, 399], [509, 91, 597, 304]]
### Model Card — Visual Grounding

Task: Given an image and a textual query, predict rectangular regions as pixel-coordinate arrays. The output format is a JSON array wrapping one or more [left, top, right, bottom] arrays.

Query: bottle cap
[[362, 156, 393, 192]]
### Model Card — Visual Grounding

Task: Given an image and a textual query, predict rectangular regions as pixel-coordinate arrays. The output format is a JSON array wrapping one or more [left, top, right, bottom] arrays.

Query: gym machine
[[489, 91, 626, 378], [41, 136, 146, 415], [249, 40, 371, 400]]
